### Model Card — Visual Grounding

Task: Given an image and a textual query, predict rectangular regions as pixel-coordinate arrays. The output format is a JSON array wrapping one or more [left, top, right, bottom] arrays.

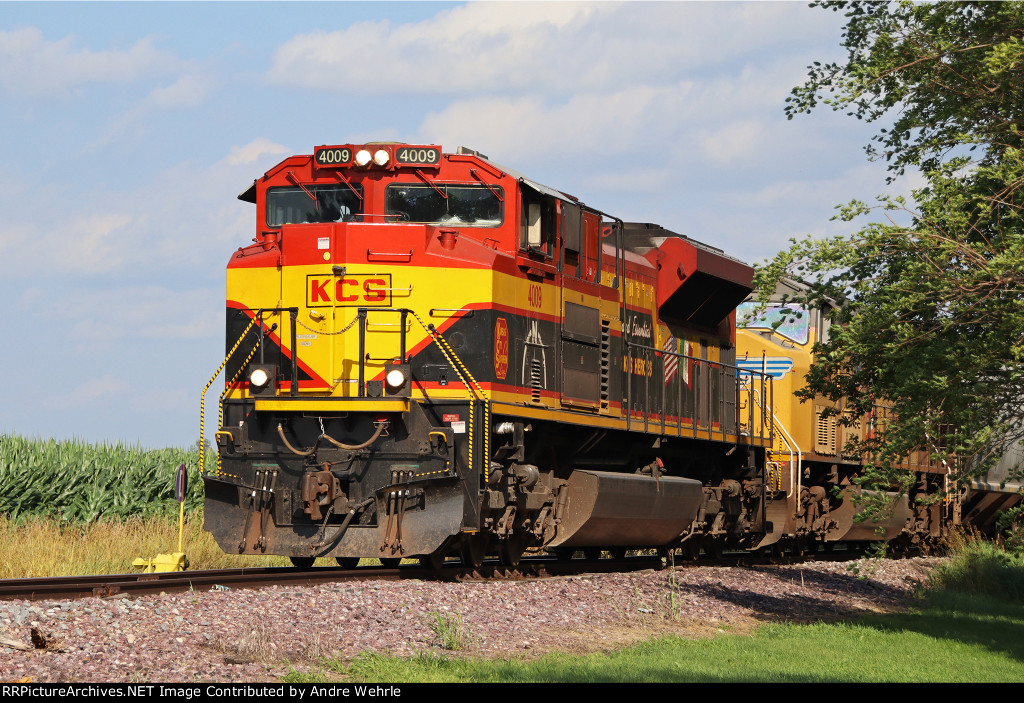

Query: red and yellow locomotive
[[202, 142, 778, 567]]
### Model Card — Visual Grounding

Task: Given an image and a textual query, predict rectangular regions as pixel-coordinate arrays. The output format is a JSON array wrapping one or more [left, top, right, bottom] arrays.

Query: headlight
[[355, 149, 372, 166], [250, 368, 270, 388], [373, 149, 390, 166], [386, 368, 406, 388]]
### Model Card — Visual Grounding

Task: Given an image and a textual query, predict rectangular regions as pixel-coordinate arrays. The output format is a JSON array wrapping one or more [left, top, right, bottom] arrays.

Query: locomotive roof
[[618, 221, 750, 268], [455, 146, 580, 204], [238, 145, 747, 272], [237, 145, 579, 206]]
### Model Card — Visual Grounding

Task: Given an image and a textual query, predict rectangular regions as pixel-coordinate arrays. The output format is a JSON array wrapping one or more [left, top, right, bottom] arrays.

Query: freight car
[[201, 143, 778, 567]]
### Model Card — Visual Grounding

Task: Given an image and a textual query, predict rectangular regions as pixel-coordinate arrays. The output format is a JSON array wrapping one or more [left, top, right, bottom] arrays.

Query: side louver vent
[[530, 359, 543, 403], [814, 406, 837, 455], [600, 320, 611, 409]]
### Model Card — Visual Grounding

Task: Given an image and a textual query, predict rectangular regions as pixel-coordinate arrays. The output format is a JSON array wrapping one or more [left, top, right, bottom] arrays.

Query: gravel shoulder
[[0, 557, 938, 683]]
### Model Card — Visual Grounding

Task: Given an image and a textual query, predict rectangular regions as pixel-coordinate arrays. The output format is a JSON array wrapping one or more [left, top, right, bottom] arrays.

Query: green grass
[[286, 592, 1024, 683]]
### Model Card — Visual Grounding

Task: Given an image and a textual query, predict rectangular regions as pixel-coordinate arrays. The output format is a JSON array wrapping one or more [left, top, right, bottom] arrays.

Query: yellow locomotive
[[737, 278, 1023, 551]]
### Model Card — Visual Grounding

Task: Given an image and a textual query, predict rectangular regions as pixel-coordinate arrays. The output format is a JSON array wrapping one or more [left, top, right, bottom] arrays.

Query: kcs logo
[[307, 274, 392, 307], [494, 317, 509, 380]]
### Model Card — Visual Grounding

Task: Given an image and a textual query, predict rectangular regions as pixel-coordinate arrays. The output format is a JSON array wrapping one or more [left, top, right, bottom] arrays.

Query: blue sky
[[0, 2, 912, 448]]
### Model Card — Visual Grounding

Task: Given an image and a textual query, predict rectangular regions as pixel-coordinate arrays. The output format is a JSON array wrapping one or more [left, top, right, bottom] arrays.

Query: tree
[[760, 1, 1024, 494]]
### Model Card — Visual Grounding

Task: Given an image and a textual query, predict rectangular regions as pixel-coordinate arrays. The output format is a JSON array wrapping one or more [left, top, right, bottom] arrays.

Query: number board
[[313, 145, 354, 168], [395, 145, 441, 167]]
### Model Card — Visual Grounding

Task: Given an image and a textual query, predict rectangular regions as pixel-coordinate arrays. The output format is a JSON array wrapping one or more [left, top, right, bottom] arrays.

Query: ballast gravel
[[0, 557, 937, 683]]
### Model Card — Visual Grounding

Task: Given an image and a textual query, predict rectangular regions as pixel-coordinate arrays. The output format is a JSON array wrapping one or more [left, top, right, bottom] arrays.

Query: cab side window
[[520, 192, 556, 258]]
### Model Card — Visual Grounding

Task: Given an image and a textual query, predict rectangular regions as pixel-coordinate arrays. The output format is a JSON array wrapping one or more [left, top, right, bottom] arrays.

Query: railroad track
[[0, 554, 669, 602], [0, 545, 880, 603]]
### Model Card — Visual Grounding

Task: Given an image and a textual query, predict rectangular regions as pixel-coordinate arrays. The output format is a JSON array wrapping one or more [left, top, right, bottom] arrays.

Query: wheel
[[335, 557, 360, 569], [289, 556, 315, 569], [499, 536, 526, 567], [379, 557, 402, 568], [419, 551, 446, 570], [682, 541, 701, 561], [462, 536, 487, 568]]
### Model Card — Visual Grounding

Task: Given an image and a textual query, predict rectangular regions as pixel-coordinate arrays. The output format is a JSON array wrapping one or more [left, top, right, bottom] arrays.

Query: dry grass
[[0, 512, 307, 578]]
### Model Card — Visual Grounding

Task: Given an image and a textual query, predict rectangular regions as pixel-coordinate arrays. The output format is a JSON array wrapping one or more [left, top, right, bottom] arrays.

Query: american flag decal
[[663, 335, 679, 385]]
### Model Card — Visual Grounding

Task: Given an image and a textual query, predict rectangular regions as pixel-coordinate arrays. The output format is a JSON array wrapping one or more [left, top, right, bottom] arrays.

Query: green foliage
[[787, 1, 1024, 177], [425, 610, 472, 651], [759, 1, 1024, 500], [996, 505, 1024, 553], [929, 536, 1024, 603], [0, 433, 205, 524]]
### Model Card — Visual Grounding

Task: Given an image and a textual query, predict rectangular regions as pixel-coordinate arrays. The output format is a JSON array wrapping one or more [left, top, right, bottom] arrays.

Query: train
[[200, 142, 1022, 568]]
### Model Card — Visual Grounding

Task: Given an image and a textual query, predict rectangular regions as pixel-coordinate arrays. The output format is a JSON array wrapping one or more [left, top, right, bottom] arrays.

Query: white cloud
[[0, 213, 134, 275], [145, 74, 215, 109], [266, 2, 830, 96], [417, 84, 687, 166], [88, 73, 218, 150], [0, 141, 269, 278], [226, 138, 291, 166], [698, 119, 764, 165], [21, 284, 222, 351], [0, 27, 180, 97]]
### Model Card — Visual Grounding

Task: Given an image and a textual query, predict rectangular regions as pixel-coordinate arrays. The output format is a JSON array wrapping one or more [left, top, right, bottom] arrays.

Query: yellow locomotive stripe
[[254, 398, 410, 412], [225, 264, 626, 393], [224, 258, 756, 449]]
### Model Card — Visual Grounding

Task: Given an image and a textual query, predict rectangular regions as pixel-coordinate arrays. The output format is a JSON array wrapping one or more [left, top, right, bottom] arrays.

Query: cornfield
[[0, 434, 208, 524]]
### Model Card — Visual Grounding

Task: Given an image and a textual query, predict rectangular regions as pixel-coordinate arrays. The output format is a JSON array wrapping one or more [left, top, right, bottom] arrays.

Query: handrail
[[199, 312, 264, 478], [623, 339, 773, 444], [405, 309, 490, 483], [749, 386, 802, 499]]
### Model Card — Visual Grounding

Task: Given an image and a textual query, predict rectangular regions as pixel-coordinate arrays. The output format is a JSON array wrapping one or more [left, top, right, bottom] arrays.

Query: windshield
[[736, 302, 810, 345], [385, 184, 503, 227], [266, 184, 363, 226]]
